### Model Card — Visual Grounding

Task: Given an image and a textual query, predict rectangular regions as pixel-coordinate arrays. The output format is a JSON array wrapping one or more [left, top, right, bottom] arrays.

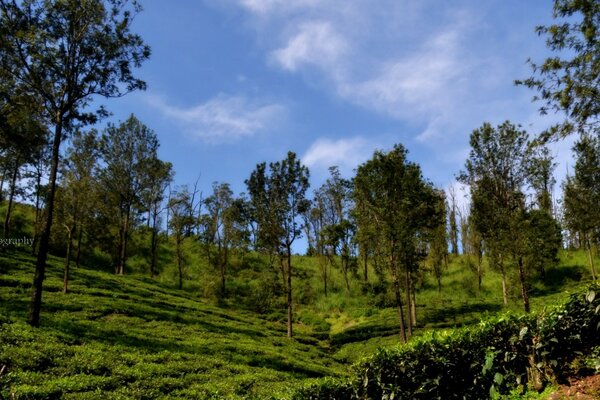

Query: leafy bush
[[294, 284, 600, 399]]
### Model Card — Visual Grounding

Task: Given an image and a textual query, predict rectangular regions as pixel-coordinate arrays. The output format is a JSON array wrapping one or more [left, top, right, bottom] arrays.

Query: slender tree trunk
[[286, 244, 293, 338], [3, 159, 19, 239], [392, 269, 406, 343], [0, 165, 6, 202], [501, 266, 508, 306], [286, 243, 293, 338], [342, 256, 350, 291], [31, 167, 43, 256], [75, 223, 83, 269], [117, 205, 130, 275], [405, 266, 413, 338], [29, 118, 63, 327], [518, 256, 530, 313], [363, 250, 368, 281], [150, 228, 158, 278], [411, 285, 417, 327], [587, 234, 597, 281], [477, 250, 483, 293], [177, 236, 183, 290], [63, 224, 74, 294]]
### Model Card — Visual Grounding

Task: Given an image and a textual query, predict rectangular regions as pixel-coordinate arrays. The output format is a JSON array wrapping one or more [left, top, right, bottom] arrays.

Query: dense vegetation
[[1, 0, 599, 398]]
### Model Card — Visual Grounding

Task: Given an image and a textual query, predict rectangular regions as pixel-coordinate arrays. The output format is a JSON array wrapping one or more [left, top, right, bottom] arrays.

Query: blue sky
[[100, 0, 575, 213]]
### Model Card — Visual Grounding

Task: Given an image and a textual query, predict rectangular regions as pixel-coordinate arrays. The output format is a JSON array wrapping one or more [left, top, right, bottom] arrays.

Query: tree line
[[0, 0, 598, 342]]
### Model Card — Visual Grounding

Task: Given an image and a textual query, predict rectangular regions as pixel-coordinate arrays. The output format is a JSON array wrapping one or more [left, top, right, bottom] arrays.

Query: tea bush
[[294, 284, 600, 399]]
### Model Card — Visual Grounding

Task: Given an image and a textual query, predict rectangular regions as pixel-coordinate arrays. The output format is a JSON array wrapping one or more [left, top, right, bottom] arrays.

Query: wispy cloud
[[302, 136, 380, 178], [145, 93, 285, 143], [270, 21, 348, 73]]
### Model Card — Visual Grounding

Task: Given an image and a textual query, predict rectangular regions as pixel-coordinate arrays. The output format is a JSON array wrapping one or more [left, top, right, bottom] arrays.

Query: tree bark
[[3, 159, 19, 239], [363, 250, 368, 281], [501, 266, 508, 306], [518, 256, 530, 313], [286, 244, 293, 338], [587, 234, 597, 281], [63, 223, 74, 294], [390, 249, 406, 343], [29, 118, 63, 327], [75, 223, 83, 269], [411, 284, 417, 327], [405, 266, 413, 338], [117, 204, 131, 275]]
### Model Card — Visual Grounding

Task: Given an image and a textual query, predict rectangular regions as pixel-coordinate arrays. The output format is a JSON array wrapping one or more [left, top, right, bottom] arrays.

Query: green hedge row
[[294, 284, 600, 399]]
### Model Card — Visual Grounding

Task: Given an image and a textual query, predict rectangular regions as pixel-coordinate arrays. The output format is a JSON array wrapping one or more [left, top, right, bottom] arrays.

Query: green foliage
[[294, 284, 600, 399], [0, 251, 347, 399], [516, 0, 600, 139]]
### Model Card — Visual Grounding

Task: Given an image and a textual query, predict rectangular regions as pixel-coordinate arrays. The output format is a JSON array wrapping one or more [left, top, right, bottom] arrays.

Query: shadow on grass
[[530, 265, 585, 297], [421, 302, 503, 328]]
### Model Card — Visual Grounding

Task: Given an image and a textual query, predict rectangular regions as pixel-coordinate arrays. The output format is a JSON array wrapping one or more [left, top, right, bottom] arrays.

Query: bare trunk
[[501, 266, 508, 306], [117, 205, 130, 275], [411, 285, 417, 327], [75, 223, 83, 268], [286, 244, 293, 338], [3, 159, 19, 239], [405, 266, 413, 338], [587, 234, 597, 281], [29, 118, 62, 327], [363, 250, 368, 281], [518, 256, 530, 313], [150, 227, 158, 277], [342, 256, 350, 291], [392, 272, 406, 343], [32, 167, 43, 256], [63, 224, 74, 294], [177, 236, 183, 290]]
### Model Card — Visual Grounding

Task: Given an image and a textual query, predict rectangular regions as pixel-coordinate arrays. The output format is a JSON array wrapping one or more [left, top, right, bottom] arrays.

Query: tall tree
[[168, 187, 195, 290], [57, 130, 99, 292], [516, 0, 600, 140], [563, 134, 600, 280], [0, 0, 150, 327], [99, 115, 159, 275], [354, 144, 439, 342], [459, 121, 536, 312], [141, 158, 173, 278], [202, 182, 247, 295], [246, 151, 309, 338]]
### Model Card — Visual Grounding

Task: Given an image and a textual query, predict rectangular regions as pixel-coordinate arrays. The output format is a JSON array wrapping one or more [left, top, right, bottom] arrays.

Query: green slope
[[0, 251, 347, 399]]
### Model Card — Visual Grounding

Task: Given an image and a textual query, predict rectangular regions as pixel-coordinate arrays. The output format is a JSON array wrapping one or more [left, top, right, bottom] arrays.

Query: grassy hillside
[[1, 241, 596, 398], [0, 251, 347, 399]]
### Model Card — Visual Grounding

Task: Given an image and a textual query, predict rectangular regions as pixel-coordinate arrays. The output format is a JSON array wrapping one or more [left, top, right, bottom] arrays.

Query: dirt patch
[[547, 374, 600, 399]]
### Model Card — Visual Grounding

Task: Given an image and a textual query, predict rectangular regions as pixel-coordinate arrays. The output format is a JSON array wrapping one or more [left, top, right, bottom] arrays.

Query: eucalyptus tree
[[246, 151, 309, 338], [141, 158, 173, 278], [168, 187, 195, 290], [57, 130, 100, 292], [517, 0, 600, 140], [428, 190, 448, 292], [563, 134, 600, 280], [0, 0, 150, 326], [458, 121, 560, 312], [202, 182, 248, 295], [99, 115, 160, 275], [354, 144, 439, 342], [0, 103, 46, 239]]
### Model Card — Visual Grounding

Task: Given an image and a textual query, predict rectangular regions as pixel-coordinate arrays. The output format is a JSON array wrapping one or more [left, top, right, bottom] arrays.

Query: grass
[[0, 240, 597, 398], [0, 250, 347, 399]]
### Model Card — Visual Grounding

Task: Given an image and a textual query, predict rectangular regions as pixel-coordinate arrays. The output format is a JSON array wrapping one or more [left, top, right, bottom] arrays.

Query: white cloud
[[302, 136, 378, 178], [270, 21, 348, 73], [339, 28, 466, 120], [145, 93, 285, 143], [238, 0, 321, 15]]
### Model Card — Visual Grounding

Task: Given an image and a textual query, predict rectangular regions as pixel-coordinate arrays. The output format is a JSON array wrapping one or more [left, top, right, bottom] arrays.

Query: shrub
[[295, 284, 600, 399]]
